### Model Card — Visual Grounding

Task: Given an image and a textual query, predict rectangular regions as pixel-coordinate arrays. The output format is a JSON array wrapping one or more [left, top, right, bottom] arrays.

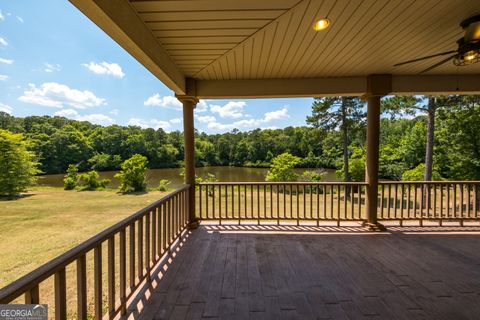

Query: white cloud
[[18, 82, 106, 109], [169, 118, 182, 124], [16, 16, 23, 23], [0, 58, 13, 64], [264, 107, 289, 122], [195, 100, 208, 113], [196, 115, 216, 124], [197, 106, 289, 132], [143, 94, 182, 110], [83, 61, 125, 78], [128, 118, 171, 131], [0, 37, 8, 46], [0, 102, 12, 114], [109, 109, 119, 116], [210, 101, 246, 118], [0, 74, 8, 81], [0, 11, 4, 21], [54, 109, 114, 126], [44, 63, 61, 73]]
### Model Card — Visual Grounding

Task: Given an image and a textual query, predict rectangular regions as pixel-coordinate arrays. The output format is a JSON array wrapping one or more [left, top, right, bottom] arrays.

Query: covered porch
[[1, 0, 480, 318]]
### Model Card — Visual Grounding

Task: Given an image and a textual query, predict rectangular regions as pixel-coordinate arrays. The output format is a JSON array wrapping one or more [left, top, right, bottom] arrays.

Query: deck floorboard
[[139, 226, 480, 319]]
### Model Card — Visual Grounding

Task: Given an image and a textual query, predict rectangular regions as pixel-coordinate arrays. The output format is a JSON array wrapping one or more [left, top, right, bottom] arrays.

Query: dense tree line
[[0, 94, 479, 181]]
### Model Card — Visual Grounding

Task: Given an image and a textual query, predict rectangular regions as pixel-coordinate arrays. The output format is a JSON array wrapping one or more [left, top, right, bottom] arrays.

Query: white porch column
[[176, 79, 199, 228], [363, 75, 391, 231]]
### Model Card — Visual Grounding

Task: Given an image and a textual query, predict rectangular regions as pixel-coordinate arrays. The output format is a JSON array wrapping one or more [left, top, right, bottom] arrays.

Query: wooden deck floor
[[137, 225, 480, 319]]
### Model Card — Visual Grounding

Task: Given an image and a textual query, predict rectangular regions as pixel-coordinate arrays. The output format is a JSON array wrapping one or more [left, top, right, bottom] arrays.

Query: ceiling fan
[[394, 14, 480, 73]]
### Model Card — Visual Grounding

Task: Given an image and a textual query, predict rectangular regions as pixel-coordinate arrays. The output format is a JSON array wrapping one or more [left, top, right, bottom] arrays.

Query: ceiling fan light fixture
[[464, 50, 478, 61], [313, 18, 330, 31], [453, 49, 480, 66]]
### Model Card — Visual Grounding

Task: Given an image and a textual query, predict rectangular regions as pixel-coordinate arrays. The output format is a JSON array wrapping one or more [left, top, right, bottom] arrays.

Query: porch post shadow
[[176, 78, 199, 228], [363, 74, 391, 231]]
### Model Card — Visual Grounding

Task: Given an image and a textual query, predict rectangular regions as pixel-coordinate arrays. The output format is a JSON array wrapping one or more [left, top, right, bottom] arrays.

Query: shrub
[[266, 153, 301, 182], [115, 154, 148, 192], [0, 129, 40, 197], [78, 171, 110, 191], [158, 179, 171, 192], [402, 163, 442, 181], [63, 164, 79, 190]]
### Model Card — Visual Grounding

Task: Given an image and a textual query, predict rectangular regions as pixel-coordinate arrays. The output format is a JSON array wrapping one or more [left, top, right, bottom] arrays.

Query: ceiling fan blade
[[394, 50, 457, 67], [419, 54, 457, 73]]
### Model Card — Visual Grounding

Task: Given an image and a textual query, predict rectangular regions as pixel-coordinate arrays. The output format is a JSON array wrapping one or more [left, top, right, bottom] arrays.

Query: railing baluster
[[407, 184, 411, 219], [108, 237, 115, 318], [323, 185, 327, 220], [138, 217, 143, 279], [77, 254, 87, 320], [152, 208, 157, 260], [94, 245, 102, 320], [199, 185, 203, 220], [277, 185, 280, 222], [289, 185, 293, 219], [129, 223, 135, 287], [238, 185, 241, 221], [475, 184, 478, 218], [245, 185, 248, 220], [225, 185, 228, 221], [145, 212, 150, 280], [358, 185, 362, 220], [232, 185, 235, 219], [303, 185, 306, 220], [55, 267, 67, 320], [24, 285, 39, 304], [270, 184, 274, 219], [453, 183, 457, 218], [337, 185, 340, 225], [205, 185, 208, 219], [330, 185, 334, 220], [120, 229, 127, 316], [467, 184, 471, 219], [157, 208, 161, 256], [387, 184, 392, 219], [251, 185, 254, 219], [316, 184, 320, 223], [350, 185, 354, 220]]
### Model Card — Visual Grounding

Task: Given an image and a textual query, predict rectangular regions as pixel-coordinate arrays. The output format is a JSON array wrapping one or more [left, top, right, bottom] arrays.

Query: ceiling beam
[[195, 77, 367, 99], [195, 75, 480, 99], [69, 0, 186, 94], [392, 75, 480, 96]]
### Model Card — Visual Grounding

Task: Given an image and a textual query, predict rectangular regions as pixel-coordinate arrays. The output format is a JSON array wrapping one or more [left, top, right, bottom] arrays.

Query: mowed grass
[[0, 188, 168, 288]]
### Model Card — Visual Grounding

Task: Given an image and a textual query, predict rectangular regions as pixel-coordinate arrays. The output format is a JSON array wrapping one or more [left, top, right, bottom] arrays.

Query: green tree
[[78, 171, 110, 190], [307, 97, 365, 182], [0, 130, 40, 196], [63, 164, 79, 190], [115, 154, 148, 192], [266, 153, 301, 182]]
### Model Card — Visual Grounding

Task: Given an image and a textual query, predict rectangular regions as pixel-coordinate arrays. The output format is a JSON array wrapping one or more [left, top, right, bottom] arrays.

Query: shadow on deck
[[127, 225, 480, 320]]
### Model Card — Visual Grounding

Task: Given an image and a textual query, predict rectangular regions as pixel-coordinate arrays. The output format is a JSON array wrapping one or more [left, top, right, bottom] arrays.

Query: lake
[[37, 166, 338, 189]]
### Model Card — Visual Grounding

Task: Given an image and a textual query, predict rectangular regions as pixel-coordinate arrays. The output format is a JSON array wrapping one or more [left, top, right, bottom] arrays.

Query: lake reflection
[[37, 166, 338, 189]]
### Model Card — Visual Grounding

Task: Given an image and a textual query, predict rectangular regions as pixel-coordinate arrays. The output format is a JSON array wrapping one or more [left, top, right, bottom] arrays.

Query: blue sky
[[0, 1, 314, 133]]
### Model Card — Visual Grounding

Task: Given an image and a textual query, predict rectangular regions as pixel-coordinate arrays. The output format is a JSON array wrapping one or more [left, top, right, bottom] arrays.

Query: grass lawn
[[0, 188, 168, 288]]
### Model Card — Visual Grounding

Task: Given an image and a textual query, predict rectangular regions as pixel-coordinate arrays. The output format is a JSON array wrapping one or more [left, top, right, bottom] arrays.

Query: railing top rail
[[0, 185, 190, 303], [379, 181, 480, 184], [197, 181, 367, 186]]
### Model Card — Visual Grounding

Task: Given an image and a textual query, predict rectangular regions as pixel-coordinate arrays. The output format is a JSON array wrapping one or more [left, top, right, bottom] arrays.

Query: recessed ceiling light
[[313, 18, 330, 31]]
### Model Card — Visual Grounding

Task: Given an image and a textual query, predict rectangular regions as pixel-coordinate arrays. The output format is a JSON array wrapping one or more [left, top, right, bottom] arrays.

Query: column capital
[[362, 74, 392, 99], [175, 94, 199, 105], [175, 77, 198, 104]]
